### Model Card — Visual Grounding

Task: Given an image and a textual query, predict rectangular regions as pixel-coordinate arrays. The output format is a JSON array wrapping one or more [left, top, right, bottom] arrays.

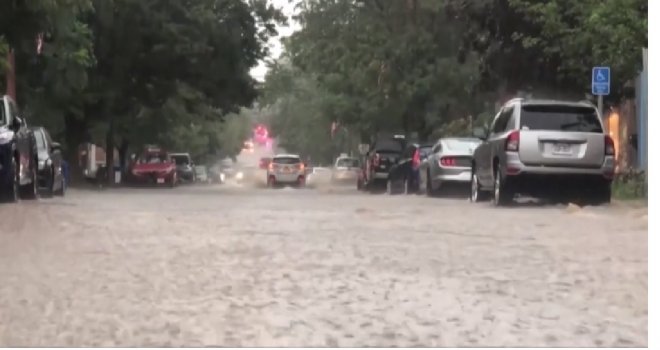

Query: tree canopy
[[2, 0, 284, 178], [257, 0, 646, 162]]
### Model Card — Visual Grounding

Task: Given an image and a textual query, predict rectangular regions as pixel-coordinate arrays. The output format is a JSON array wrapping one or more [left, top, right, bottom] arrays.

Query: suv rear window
[[273, 157, 300, 164], [521, 105, 603, 133]]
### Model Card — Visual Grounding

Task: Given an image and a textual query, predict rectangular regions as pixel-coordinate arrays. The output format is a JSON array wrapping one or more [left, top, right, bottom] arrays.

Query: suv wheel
[[585, 182, 612, 206], [493, 168, 514, 207], [20, 164, 38, 200], [386, 179, 396, 195], [470, 172, 489, 202], [4, 157, 20, 203]]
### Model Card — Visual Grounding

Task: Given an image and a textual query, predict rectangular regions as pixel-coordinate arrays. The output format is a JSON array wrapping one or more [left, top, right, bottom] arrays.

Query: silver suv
[[470, 98, 615, 206], [267, 154, 306, 188]]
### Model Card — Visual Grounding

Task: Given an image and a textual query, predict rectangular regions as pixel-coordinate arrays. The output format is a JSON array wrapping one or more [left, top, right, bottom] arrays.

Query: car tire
[[43, 168, 55, 198], [3, 157, 20, 203], [470, 172, 489, 202], [54, 174, 66, 197], [584, 183, 612, 206], [493, 168, 514, 207], [386, 178, 398, 195], [425, 170, 436, 197], [20, 164, 39, 200]]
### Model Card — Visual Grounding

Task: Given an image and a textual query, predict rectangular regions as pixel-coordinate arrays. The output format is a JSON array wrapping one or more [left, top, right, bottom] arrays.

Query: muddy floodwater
[[0, 148, 647, 347]]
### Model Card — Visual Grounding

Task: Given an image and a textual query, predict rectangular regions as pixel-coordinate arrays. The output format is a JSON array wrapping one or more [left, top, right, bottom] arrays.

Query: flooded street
[[0, 181, 647, 347]]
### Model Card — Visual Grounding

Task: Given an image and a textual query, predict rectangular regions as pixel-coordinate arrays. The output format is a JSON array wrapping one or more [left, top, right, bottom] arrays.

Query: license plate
[[157, 178, 165, 184], [552, 143, 572, 155], [284, 167, 291, 173]]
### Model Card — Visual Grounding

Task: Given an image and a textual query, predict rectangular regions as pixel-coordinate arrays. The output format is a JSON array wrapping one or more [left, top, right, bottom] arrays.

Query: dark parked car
[[169, 153, 195, 183], [357, 135, 407, 191], [386, 142, 434, 194], [0, 95, 39, 202], [31, 126, 66, 196]]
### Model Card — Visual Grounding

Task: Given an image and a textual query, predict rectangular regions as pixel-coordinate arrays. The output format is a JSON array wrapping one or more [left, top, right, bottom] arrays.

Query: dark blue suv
[[0, 95, 39, 202]]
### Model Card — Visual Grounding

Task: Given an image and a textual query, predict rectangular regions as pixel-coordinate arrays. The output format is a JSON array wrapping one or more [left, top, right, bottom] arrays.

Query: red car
[[128, 147, 177, 187]]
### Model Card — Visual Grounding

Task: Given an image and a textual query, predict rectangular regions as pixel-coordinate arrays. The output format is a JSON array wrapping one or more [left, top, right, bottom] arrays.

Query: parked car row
[[1, 95, 67, 203], [126, 146, 226, 187], [355, 98, 614, 206]]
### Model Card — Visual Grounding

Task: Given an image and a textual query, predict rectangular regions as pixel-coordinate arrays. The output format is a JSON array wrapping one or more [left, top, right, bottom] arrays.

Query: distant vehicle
[[471, 99, 614, 206], [386, 142, 434, 195], [208, 165, 226, 184], [253, 124, 270, 146], [331, 154, 360, 184], [0, 95, 39, 202], [243, 140, 254, 153], [267, 154, 306, 188], [259, 157, 271, 170], [419, 138, 481, 196], [128, 146, 177, 187], [194, 165, 210, 183], [169, 152, 195, 183], [31, 126, 66, 197], [357, 135, 407, 191]]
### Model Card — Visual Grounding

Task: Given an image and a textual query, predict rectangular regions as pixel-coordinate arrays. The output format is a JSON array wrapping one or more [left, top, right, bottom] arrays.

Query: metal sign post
[[592, 67, 611, 121]]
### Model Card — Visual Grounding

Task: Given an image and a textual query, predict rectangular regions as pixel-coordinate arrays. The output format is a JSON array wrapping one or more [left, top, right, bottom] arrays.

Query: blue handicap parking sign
[[592, 67, 610, 96]]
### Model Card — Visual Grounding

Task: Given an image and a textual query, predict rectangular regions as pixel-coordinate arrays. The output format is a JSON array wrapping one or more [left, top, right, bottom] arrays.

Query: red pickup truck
[[128, 147, 177, 187]]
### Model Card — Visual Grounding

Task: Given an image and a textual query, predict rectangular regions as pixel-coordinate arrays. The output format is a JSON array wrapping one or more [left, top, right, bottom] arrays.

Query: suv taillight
[[372, 154, 380, 166], [605, 135, 615, 156], [506, 131, 520, 152], [299, 163, 305, 171]]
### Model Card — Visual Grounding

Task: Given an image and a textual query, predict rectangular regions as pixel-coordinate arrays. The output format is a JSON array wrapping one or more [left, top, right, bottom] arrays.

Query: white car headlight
[[0, 128, 14, 145]]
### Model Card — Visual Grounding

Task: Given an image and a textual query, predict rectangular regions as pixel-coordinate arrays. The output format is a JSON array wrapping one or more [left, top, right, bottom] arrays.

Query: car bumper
[[270, 172, 305, 183], [505, 153, 615, 178], [434, 168, 472, 183]]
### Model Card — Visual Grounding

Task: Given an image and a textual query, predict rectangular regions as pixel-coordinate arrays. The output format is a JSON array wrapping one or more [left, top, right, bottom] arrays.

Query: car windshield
[[419, 146, 433, 158], [273, 157, 300, 164], [520, 105, 603, 133], [336, 158, 359, 167], [141, 153, 167, 163], [442, 139, 481, 152]]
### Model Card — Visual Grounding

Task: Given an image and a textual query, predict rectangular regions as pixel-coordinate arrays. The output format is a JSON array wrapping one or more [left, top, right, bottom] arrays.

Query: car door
[[480, 106, 514, 187], [7, 99, 32, 183], [428, 142, 442, 180], [44, 129, 64, 189]]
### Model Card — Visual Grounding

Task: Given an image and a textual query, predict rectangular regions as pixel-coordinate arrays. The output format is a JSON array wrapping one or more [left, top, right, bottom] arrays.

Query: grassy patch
[[612, 168, 647, 200]]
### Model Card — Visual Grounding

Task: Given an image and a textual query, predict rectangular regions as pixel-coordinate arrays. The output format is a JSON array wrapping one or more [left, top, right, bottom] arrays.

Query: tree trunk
[[105, 118, 115, 185], [64, 115, 89, 186], [118, 138, 129, 176]]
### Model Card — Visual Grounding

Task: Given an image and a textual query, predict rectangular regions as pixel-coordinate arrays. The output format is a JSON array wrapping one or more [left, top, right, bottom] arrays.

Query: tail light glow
[[506, 131, 520, 152], [440, 157, 457, 167], [372, 154, 380, 167], [605, 135, 615, 156], [299, 163, 305, 171]]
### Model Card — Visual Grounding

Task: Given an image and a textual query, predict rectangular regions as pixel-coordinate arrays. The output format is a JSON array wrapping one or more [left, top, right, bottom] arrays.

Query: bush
[[612, 168, 647, 200]]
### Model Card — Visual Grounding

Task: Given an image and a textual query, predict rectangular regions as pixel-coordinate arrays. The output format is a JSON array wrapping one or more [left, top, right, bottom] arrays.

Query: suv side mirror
[[51, 142, 62, 152], [472, 127, 487, 140]]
